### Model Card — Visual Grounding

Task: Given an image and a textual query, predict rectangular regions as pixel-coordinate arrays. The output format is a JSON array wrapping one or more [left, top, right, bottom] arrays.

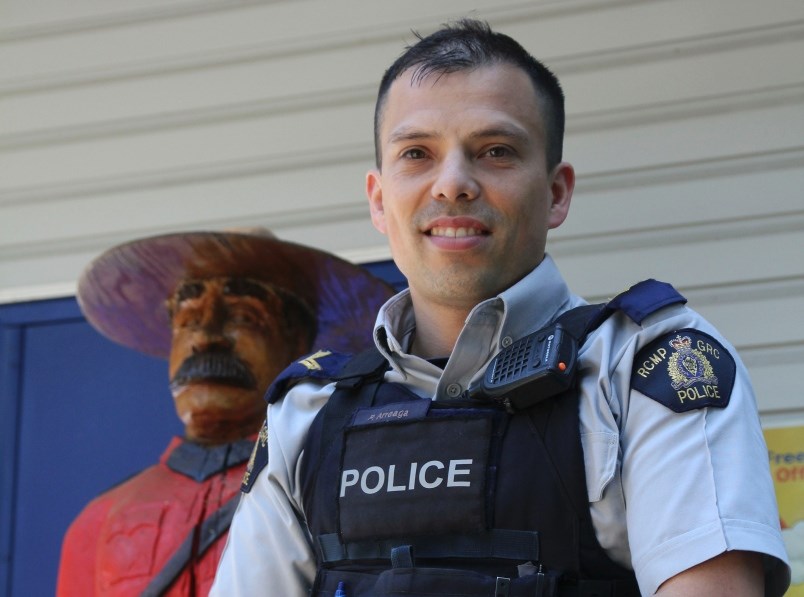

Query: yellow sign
[[765, 425, 804, 596]]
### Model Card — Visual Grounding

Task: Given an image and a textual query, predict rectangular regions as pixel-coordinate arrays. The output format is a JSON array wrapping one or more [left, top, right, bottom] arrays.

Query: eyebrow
[[468, 125, 530, 145], [172, 277, 271, 305], [387, 127, 435, 145], [387, 124, 530, 146], [222, 278, 270, 301]]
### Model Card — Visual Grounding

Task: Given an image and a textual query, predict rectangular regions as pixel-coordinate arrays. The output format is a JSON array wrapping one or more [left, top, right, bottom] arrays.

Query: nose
[[431, 151, 479, 202], [192, 295, 234, 353]]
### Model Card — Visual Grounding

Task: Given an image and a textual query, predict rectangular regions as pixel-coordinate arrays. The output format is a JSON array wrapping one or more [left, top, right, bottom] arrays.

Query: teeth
[[431, 226, 482, 238]]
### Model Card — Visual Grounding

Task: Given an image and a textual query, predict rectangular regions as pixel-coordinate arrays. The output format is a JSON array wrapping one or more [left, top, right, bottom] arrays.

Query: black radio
[[467, 323, 579, 411]]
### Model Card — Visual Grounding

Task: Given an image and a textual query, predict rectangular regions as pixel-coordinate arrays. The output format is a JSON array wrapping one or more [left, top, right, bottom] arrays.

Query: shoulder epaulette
[[265, 349, 353, 404], [607, 279, 686, 325]]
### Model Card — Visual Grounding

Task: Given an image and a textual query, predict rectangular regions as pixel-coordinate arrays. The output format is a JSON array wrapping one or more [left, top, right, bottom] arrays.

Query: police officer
[[56, 228, 393, 596], [211, 21, 791, 596]]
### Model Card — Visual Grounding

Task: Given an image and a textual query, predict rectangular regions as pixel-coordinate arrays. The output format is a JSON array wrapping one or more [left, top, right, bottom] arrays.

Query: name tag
[[352, 400, 431, 426]]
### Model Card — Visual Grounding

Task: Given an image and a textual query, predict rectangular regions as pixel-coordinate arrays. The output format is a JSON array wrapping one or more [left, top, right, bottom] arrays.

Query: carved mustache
[[170, 351, 257, 391]]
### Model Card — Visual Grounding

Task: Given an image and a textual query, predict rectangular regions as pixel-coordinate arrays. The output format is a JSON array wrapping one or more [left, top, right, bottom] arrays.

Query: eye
[[484, 145, 512, 159], [401, 148, 427, 160], [174, 281, 204, 303], [227, 303, 260, 326]]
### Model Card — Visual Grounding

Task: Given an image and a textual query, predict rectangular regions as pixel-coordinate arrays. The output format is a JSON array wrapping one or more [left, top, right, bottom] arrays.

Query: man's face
[[367, 64, 574, 310], [167, 277, 300, 444]]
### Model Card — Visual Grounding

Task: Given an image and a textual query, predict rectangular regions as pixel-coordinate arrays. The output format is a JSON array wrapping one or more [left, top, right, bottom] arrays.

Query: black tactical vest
[[297, 281, 686, 597]]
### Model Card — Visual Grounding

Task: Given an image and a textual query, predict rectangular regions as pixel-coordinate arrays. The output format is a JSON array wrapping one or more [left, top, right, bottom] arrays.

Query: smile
[[429, 226, 487, 238]]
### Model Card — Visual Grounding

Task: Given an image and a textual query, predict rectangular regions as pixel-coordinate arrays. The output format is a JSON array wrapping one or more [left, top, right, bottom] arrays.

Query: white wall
[[1, 0, 802, 421]]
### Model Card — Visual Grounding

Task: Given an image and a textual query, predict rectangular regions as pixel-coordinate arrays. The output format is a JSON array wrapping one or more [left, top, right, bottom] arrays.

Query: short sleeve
[[580, 307, 791, 596], [211, 380, 335, 597]]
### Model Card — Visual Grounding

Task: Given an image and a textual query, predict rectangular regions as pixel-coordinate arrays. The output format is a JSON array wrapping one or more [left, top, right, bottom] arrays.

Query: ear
[[366, 168, 387, 234], [547, 162, 574, 230]]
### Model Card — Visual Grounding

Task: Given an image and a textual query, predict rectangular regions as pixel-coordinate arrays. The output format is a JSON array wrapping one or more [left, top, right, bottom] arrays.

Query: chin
[[177, 382, 255, 405], [183, 409, 263, 444], [176, 384, 262, 421]]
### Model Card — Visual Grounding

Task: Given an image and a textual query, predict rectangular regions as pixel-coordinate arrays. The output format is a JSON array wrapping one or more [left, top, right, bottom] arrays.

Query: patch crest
[[667, 334, 718, 390], [631, 328, 736, 413], [241, 420, 269, 493]]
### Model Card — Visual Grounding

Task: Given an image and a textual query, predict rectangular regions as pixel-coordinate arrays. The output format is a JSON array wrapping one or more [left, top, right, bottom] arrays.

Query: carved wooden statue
[[56, 229, 393, 596]]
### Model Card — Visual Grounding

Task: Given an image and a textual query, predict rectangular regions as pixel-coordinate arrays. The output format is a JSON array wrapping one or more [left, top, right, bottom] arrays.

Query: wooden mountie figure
[[56, 229, 394, 596]]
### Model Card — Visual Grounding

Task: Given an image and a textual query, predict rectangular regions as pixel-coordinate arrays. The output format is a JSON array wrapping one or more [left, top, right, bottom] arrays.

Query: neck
[[408, 296, 472, 359]]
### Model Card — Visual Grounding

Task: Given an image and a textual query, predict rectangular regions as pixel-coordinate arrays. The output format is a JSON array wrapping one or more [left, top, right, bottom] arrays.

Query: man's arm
[[596, 307, 790, 595], [656, 550, 763, 596], [211, 382, 332, 596], [210, 473, 316, 596]]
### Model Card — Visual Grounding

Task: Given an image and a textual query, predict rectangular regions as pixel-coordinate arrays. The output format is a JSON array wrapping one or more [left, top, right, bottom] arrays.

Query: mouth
[[428, 226, 488, 238], [424, 214, 491, 239]]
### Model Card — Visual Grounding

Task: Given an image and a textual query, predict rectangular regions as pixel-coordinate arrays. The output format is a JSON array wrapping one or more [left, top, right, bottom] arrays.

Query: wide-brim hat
[[77, 229, 396, 358]]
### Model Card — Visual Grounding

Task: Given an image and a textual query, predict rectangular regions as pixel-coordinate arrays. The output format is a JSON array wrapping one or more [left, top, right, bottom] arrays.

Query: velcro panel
[[339, 416, 492, 541]]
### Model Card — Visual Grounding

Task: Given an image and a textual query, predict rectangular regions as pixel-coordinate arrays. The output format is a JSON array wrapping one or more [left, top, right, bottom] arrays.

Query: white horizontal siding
[[1, 0, 802, 415]]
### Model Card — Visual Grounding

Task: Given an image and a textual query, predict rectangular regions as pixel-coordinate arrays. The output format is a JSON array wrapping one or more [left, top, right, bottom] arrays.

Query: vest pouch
[[314, 567, 561, 597], [338, 413, 495, 541]]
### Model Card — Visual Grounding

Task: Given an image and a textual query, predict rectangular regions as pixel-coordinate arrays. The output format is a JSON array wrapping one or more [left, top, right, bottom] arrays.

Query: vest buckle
[[495, 576, 511, 597]]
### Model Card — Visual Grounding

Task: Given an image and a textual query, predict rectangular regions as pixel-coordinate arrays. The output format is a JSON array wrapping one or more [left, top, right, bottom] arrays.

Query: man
[[211, 20, 791, 596], [56, 228, 393, 596]]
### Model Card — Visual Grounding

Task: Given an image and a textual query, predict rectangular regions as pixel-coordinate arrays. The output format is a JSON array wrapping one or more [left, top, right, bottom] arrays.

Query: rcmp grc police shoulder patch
[[631, 329, 736, 413], [241, 420, 268, 493]]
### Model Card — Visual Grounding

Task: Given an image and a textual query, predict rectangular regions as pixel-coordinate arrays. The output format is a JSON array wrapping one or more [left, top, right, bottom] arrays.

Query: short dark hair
[[373, 18, 565, 170]]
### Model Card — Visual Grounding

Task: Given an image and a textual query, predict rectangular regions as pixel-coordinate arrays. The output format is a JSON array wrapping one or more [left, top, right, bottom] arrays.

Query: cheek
[[381, 204, 415, 249], [237, 334, 286, 378], [167, 334, 192, 377], [382, 215, 403, 247], [248, 358, 288, 397]]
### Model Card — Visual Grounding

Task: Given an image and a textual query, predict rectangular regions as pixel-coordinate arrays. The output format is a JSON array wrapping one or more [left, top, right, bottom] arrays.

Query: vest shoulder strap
[[555, 303, 609, 343], [554, 279, 686, 351], [333, 347, 389, 390]]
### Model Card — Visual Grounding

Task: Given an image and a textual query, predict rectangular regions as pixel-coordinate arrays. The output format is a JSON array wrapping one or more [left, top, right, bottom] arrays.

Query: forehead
[[172, 277, 273, 301], [379, 64, 544, 143]]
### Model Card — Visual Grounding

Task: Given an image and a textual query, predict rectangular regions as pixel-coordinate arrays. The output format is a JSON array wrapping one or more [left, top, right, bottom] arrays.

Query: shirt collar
[[163, 436, 256, 482], [373, 254, 581, 363], [496, 254, 581, 344], [373, 288, 416, 370]]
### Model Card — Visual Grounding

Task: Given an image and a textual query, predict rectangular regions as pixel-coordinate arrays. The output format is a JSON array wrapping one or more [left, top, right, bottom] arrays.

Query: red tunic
[[56, 436, 254, 596]]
